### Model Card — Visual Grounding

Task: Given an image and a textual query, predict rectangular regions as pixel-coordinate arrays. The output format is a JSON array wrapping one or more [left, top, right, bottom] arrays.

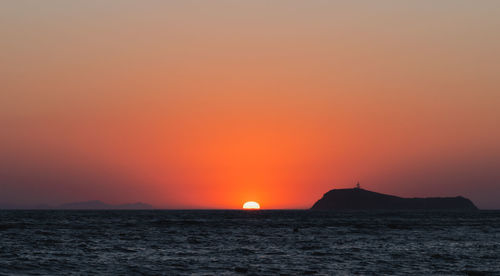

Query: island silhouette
[[311, 186, 477, 210]]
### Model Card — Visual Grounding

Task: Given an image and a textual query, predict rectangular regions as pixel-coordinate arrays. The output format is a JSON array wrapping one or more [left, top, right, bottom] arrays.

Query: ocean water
[[0, 210, 499, 275]]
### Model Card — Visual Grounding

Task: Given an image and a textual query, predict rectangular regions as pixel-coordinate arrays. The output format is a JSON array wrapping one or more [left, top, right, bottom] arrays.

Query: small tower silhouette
[[356, 182, 361, 189]]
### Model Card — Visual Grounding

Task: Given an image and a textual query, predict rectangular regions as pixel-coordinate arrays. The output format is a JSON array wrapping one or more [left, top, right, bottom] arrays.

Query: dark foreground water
[[1, 210, 499, 275]]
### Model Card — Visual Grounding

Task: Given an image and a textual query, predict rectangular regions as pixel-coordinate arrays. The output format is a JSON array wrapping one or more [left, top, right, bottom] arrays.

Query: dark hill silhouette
[[311, 188, 477, 210]]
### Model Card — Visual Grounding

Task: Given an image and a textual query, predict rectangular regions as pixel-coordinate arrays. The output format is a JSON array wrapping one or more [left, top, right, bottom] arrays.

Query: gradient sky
[[1, 1, 499, 209]]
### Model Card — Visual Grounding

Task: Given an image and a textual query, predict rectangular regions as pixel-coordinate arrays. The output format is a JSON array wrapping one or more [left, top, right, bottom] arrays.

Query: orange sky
[[1, 1, 500, 208]]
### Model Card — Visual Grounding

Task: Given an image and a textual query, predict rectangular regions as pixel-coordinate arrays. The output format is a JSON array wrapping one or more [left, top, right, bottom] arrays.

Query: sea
[[0, 210, 499, 275]]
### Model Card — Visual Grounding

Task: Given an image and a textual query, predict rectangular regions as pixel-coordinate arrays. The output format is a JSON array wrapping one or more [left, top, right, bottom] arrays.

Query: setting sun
[[243, 201, 260, 209]]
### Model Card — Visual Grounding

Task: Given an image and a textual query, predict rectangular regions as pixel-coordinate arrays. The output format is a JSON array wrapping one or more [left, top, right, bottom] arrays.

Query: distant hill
[[59, 200, 153, 210], [311, 188, 478, 210], [0, 201, 154, 210], [59, 200, 110, 209], [115, 202, 153, 210], [0, 203, 15, 209]]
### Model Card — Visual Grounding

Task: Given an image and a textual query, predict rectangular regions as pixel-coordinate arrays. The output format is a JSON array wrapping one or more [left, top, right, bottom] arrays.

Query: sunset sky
[[1, 1, 499, 209]]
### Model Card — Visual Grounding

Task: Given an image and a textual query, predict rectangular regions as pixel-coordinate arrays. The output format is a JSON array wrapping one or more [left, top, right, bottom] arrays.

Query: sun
[[243, 201, 260, 209]]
